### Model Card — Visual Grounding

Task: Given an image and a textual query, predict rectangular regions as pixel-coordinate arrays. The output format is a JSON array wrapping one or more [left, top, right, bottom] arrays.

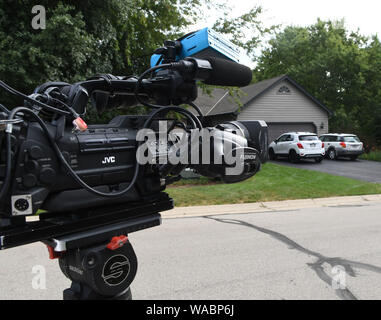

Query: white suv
[[268, 132, 325, 163], [319, 133, 364, 161]]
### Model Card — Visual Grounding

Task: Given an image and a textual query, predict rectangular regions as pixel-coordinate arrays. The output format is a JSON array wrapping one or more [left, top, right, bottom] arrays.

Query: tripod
[[43, 217, 144, 300], [42, 211, 165, 300], [45, 218, 147, 300]]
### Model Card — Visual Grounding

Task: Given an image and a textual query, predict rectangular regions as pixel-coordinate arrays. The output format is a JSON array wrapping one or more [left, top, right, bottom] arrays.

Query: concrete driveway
[[271, 158, 381, 184]]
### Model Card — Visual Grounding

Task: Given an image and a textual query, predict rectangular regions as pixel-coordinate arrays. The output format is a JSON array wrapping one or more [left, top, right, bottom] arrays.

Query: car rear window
[[342, 136, 360, 142], [299, 135, 318, 141]]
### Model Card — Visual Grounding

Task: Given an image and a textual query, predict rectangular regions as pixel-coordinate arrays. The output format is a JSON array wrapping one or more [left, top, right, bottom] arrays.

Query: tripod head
[[56, 223, 139, 300]]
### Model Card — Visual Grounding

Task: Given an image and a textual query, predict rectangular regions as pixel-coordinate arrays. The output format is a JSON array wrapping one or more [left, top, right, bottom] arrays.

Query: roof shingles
[[194, 74, 332, 116]]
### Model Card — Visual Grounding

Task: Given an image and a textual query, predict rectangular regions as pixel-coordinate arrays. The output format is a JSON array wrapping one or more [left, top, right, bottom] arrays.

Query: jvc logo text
[[102, 156, 116, 165]]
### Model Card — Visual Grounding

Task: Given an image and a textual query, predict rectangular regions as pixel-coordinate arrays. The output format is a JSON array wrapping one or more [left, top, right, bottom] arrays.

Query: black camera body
[[0, 115, 161, 217], [0, 112, 268, 218]]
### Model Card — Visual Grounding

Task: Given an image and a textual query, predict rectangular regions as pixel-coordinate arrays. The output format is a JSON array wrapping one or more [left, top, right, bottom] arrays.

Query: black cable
[[49, 97, 79, 118], [0, 131, 12, 202], [0, 106, 201, 202], [188, 102, 204, 122], [134, 63, 203, 129], [0, 81, 71, 117], [134, 64, 205, 127], [0, 66, 203, 201], [0, 103, 10, 114], [134, 63, 173, 109], [142, 105, 202, 131], [167, 120, 187, 134], [6, 107, 140, 198]]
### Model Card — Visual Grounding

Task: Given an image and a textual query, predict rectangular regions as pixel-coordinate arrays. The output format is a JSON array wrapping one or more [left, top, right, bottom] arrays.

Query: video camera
[[0, 28, 268, 299]]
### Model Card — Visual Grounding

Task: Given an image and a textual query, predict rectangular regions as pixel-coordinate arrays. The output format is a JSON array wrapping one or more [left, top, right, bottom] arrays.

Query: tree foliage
[[0, 0, 269, 123], [254, 19, 381, 146], [0, 0, 200, 106]]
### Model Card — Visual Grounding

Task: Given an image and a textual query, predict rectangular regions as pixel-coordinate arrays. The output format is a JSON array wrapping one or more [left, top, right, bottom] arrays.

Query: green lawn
[[166, 163, 381, 207], [360, 151, 381, 162]]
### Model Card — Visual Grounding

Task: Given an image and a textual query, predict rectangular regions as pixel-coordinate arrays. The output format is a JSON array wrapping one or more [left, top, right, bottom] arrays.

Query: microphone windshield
[[203, 57, 252, 87]]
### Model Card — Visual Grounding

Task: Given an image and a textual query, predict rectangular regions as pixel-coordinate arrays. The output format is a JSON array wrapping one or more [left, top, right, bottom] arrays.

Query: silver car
[[319, 134, 364, 161]]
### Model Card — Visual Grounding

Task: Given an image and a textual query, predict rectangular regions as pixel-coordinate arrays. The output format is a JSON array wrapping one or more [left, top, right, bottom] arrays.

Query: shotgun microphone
[[174, 57, 252, 87]]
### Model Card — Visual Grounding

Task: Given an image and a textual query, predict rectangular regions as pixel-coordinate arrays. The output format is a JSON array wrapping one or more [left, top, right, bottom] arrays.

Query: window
[[277, 135, 289, 142], [285, 135, 294, 142], [323, 136, 337, 142], [278, 86, 291, 94], [277, 134, 293, 142], [341, 136, 360, 143], [299, 135, 318, 141]]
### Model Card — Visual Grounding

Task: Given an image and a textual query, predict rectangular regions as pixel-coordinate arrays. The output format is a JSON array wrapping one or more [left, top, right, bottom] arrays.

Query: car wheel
[[350, 156, 358, 161], [269, 148, 277, 160], [328, 148, 337, 160], [315, 157, 323, 163], [289, 150, 300, 163]]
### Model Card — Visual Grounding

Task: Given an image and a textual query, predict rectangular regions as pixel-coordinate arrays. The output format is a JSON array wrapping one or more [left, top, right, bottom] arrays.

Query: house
[[195, 75, 333, 143]]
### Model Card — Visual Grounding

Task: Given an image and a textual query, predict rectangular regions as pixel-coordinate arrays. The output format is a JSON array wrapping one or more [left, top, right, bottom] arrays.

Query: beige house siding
[[237, 79, 329, 136]]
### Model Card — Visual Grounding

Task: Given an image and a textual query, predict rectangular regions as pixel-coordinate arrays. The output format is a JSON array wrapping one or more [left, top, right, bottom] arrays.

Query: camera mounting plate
[[0, 192, 173, 250]]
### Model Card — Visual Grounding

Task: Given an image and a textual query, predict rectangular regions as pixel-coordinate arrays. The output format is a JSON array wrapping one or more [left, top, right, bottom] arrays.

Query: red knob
[[107, 235, 128, 250]]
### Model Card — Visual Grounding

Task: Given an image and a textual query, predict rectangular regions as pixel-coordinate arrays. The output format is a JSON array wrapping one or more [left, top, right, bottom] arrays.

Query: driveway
[[271, 158, 381, 184]]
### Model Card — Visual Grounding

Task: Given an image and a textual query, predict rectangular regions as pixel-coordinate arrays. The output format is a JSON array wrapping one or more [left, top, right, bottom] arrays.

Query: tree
[[0, 0, 270, 123], [0, 0, 200, 106], [361, 36, 381, 146], [254, 19, 381, 146]]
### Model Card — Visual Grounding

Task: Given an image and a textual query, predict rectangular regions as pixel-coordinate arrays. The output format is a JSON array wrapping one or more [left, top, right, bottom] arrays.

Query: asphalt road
[[1, 202, 381, 300], [271, 158, 381, 184]]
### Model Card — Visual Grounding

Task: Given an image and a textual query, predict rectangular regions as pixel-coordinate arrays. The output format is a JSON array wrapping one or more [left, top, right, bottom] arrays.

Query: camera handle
[[43, 217, 154, 300]]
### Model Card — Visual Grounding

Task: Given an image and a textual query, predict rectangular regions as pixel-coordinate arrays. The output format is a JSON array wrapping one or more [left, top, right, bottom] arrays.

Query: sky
[[231, 0, 380, 36], [191, 0, 381, 36], [188, 0, 381, 66]]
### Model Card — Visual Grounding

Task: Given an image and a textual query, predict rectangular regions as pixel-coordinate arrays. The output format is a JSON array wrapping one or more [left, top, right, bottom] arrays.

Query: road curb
[[161, 194, 381, 219]]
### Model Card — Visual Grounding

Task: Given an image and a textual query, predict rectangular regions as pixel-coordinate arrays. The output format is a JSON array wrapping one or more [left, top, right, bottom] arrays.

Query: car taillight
[[297, 143, 304, 149], [340, 142, 346, 148], [322, 142, 325, 148]]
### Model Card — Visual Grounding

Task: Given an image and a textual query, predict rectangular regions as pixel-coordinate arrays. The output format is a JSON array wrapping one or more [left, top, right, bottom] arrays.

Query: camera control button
[[22, 174, 37, 188], [25, 160, 39, 173], [29, 146, 45, 159], [39, 168, 56, 185]]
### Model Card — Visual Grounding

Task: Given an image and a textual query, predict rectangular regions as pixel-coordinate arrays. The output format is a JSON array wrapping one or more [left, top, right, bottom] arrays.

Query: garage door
[[267, 123, 317, 144]]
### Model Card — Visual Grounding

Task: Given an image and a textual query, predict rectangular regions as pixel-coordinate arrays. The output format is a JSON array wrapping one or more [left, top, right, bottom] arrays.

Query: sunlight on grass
[[166, 163, 381, 207]]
